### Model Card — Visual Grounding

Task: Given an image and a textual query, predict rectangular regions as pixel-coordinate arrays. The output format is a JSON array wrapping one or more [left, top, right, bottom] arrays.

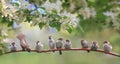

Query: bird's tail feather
[[59, 50, 62, 55], [87, 50, 90, 53]]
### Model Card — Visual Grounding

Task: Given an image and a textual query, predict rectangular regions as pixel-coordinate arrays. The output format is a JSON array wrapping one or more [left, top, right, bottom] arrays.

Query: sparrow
[[91, 41, 99, 51], [48, 36, 55, 52], [56, 38, 63, 55], [10, 42, 17, 52], [64, 39, 72, 49], [17, 33, 31, 52], [35, 41, 43, 53], [103, 41, 112, 53], [80, 39, 90, 53]]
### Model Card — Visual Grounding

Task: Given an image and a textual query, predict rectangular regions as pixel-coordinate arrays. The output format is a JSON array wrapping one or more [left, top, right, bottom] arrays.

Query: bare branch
[[3, 48, 120, 57]]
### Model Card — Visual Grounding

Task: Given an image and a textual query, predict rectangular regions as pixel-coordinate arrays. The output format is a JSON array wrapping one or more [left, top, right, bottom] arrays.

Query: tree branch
[[3, 48, 120, 57]]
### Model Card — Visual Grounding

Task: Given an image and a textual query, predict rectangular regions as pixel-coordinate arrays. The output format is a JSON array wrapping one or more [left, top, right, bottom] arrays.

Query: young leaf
[[8, 21, 13, 27], [39, 22, 45, 29], [62, 2, 70, 9], [55, 22, 61, 31], [66, 25, 73, 33], [63, 16, 68, 19], [51, 9, 57, 14], [26, 16, 32, 23], [49, 20, 56, 27]]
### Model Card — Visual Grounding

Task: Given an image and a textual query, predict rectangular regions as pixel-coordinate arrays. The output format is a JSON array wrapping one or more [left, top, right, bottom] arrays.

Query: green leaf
[[26, 16, 32, 23], [39, 22, 45, 29], [51, 9, 57, 14], [95, 0, 109, 7], [1, 16, 10, 23], [24, 9, 31, 15], [49, 0, 57, 3], [88, 0, 109, 7], [63, 16, 67, 19], [55, 22, 61, 31], [29, 0, 35, 3], [96, 13, 106, 22], [117, 14, 120, 18], [108, 21, 114, 28], [66, 25, 73, 33], [49, 20, 61, 31], [62, 2, 70, 9], [103, 4, 113, 11], [87, 0, 96, 7], [8, 21, 13, 27], [88, 0, 96, 3], [14, 3, 19, 7], [40, 7, 46, 10], [49, 20, 56, 27]]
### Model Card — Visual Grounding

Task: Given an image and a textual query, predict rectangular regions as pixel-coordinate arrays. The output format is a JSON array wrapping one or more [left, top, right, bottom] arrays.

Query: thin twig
[[3, 48, 120, 57]]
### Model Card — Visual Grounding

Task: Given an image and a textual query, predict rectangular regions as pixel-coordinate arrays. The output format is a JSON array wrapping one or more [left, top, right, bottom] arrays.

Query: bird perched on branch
[[16, 33, 31, 52], [91, 41, 99, 51], [10, 42, 17, 52], [80, 39, 90, 53], [103, 41, 112, 53], [64, 40, 72, 49], [48, 36, 55, 52], [35, 41, 43, 53], [56, 38, 63, 55]]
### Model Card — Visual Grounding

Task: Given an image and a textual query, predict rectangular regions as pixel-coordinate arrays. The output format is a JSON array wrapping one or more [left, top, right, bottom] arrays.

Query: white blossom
[[0, 27, 8, 37], [59, 11, 79, 27], [41, 0, 62, 13], [103, 11, 117, 19], [79, 7, 96, 19]]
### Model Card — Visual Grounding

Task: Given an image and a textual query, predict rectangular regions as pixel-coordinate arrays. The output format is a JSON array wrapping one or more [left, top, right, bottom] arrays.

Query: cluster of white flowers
[[42, 1, 79, 27], [103, 6, 120, 30], [103, 11, 118, 19], [79, 7, 96, 19], [0, 27, 8, 37], [1, 0, 17, 19], [112, 1, 120, 4], [1, 0, 29, 22], [1, 0, 80, 30], [59, 11, 79, 27], [42, 0, 62, 13]]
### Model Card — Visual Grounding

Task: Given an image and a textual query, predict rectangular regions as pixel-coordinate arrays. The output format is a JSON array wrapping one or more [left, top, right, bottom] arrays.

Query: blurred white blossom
[[3, 38, 13, 43], [103, 11, 117, 19], [42, 0, 62, 13], [37, 8, 46, 15], [59, 11, 79, 27], [79, 7, 96, 19], [0, 27, 8, 37], [1, 0, 18, 20]]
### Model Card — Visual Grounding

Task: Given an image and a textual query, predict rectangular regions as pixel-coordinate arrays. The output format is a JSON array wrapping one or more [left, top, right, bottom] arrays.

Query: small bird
[[48, 36, 55, 52], [103, 41, 112, 53], [56, 38, 63, 55], [35, 41, 43, 53], [17, 33, 31, 52], [80, 39, 90, 53], [64, 40, 72, 49], [10, 42, 17, 52], [91, 41, 99, 51], [20, 39, 31, 52]]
